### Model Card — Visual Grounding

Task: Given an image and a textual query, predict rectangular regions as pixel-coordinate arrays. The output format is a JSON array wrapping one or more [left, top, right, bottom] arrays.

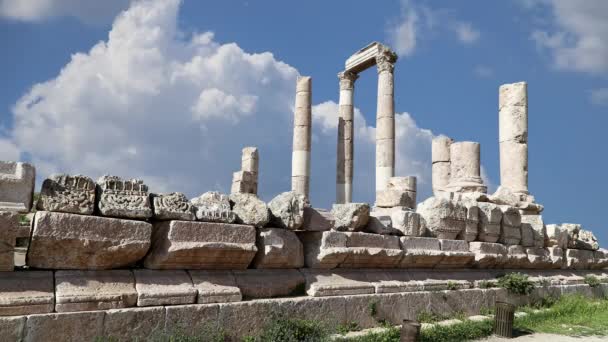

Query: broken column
[[432, 136, 452, 196], [292, 76, 312, 199], [231, 147, 258, 195], [445, 141, 486, 193], [499, 82, 528, 195], [375, 48, 398, 197], [336, 71, 358, 204]]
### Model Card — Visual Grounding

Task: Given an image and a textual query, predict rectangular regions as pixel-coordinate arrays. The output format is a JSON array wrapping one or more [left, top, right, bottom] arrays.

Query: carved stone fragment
[[96, 175, 152, 219], [229, 193, 269, 227], [331, 203, 370, 232], [268, 191, 307, 230], [190, 191, 235, 223], [152, 192, 195, 221], [37, 174, 95, 214]]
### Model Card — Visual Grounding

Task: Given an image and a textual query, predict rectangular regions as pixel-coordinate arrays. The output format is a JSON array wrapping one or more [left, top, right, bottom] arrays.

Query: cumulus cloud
[[590, 88, 608, 106], [0, 0, 131, 25], [387, 0, 419, 56], [452, 21, 480, 44]]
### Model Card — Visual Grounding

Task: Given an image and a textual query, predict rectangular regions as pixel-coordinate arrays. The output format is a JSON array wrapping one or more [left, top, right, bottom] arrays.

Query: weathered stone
[[134, 269, 196, 306], [144, 220, 256, 269], [566, 248, 594, 269], [562, 224, 599, 251], [103, 306, 165, 341], [24, 311, 104, 342], [0, 161, 35, 212], [371, 207, 420, 236], [301, 207, 334, 231], [0, 211, 19, 271], [0, 316, 25, 341], [268, 191, 307, 230], [231, 170, 258, 195], [37, 174, 95, 214], [525, 248, 552, 269], [520, 220, 535, 247], [0, 271, 54, 316], [546, 224, 569, 249], [459, 201, 479, 242], [190, 191, 235, 223], [400, 237, 444, 268], [504, 245, 529, 268], [498, 206, 521, 245], [152, 192, 195, 221], [375, 189, 416, 208], [436, 239, 474, 268], [301, 269, 374, 296], [189, 270, 242, 304], [547, 246, 564, 269], [521, 214, 546, 248], [445, 141, 487, 193], [416, 197, 466, 239], [592, 249, 608, 270], [365, 214, 398, 235], [252, 228, 304, 268], [164, 303, 220, 336], [233, 269, 305, 299], [229, 193, 270, 227], [27, 211, 151, 269], [331, 203, 370, 232], [469, 242, 507, 268], [55, 270, 137, 312], [477, 202, 502, 243], [96, 175, 152, 219]]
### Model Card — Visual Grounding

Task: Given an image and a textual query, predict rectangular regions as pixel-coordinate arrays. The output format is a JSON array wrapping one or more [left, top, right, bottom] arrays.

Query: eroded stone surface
[[375, 189, 416, 208], [437, 239, 474, 268], [0, 161, 35, 212], [27, 211, 152, 269], [547, 246, 564, 269], [37, 174, 95, 214], [400, 237, 444, 268], [504, 245, 529, 268], [152, 192, 195, 221], [191, 191, 235, 223], [416, 197, 466, 239], [301, 269, 374, 296], [189, 270, 241, 304], [566, 248, 594, 269], [525, 248, 552, 269], [546, 224, 569, 249], [234, 269, 305, 299], [96, 175, 152, 219], [498, 206, 522, 246], [134, 269, 196, 306], [0, 316, 25, 341], [477, 202, 502, 243], [520, 214, 546, 248], [592, 249, 608, 270], [229, 193, 269, 227], [331, 203, 370, 232], [0, 211, 19, 271], [301, 207, 334, 231], [562, 224, 599, 251], [24, 311, 104, 342], [370, 207, 420, 236], [469, 242, 507, 268], [103, 307, 165, 342], [252, 228, 304, 269], [0, 271, 54, 316], [460, 202, 479, 242], [268, 191, 307, 230]]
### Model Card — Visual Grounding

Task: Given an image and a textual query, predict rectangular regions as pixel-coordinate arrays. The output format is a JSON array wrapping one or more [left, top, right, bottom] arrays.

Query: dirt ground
[[478, 333, 608, 341]]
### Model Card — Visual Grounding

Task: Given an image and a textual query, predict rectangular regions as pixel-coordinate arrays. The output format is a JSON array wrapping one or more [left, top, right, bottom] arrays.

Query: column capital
[[337, 71, 358, 90], [376, 48, 398, 74]]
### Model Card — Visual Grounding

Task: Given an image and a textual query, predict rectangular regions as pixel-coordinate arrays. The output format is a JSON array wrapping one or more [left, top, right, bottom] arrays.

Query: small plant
[[584, 275, 601, 288], [479, 306, 494, 316], [446, 281, 458, 291], [336, 321, 360, 335], [416, 311, 441, 324], [256, 318, 328, 342], [497, 272, 535, 295], [477, 280, 495, 289], [368, 300, 378, 317]]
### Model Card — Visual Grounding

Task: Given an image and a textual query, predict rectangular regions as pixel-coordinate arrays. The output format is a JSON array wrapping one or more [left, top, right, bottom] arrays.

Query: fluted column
[[336, 71, 358, 204], [375, 50, 397, 198], [499, 82, 528, 194], [292, 76, 312, 199]]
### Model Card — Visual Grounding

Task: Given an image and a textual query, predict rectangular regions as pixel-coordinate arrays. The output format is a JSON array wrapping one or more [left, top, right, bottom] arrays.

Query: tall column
[[446, 141, 487, 193], [292, 76, 312, 198], [375, 49, 398, 197], [432, 135, 453, 195], [336, 71, 358, 204], [499, 82, 528, 194]]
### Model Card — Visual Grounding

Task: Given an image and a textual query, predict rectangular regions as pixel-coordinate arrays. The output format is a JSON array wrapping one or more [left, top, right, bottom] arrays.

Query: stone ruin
[[0, 42, 606, 341]]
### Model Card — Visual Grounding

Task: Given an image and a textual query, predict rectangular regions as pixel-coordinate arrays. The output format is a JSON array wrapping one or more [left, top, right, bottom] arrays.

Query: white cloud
[[527, 0, 608, 74], [453, 21, 480, 44], [474, 65, 494, 78], [0, 138, 20, 161], [590, 88, 608, 106], [0, 0, 131, 25], [387, 1, 419, 56]]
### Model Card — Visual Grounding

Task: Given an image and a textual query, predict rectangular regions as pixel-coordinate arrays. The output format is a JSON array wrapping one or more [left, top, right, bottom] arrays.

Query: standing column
[[292, 76, 312, 198], [446, 141, 487, 193], [432, 135, 453, 195], [336, 71, 358, 204], [375, 49, 398, 197], [499, 82, 528, 195]]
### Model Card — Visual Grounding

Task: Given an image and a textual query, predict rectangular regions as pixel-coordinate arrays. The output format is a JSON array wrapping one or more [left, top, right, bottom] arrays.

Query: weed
[[446, 281, 458, 291], [477, 280, 495, 289], [368, 300, 378, 317], [254, 318, 328, 342], [497, 272, 535, 295], [416, 311, 440, 324], [336, 322, 360, 335], [584, 275, 601, 288]]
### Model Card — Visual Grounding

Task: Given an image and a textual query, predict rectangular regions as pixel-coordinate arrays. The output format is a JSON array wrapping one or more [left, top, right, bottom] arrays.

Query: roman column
[[446, 141, 487, 193], [292, 76, 312, 198], [336, 71, 358, 203], [499, 82, 528, 194], [375, 49, 398, 197], [432, 135, 453, 195]]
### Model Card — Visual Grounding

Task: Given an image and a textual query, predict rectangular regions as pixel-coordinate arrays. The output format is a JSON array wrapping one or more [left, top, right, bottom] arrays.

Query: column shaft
[[499, 82, 528, 194], [292, 76, 312, 198], [375, 53, 396, 196], [336, 71, 358, 203]]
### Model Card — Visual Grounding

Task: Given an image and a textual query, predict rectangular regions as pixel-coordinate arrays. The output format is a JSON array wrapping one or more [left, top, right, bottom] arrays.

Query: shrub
[[446, 281, 458, 291], [256, 318, 328, 342], [368, 300, 378, 317], [497, 272, 535, 295], [416, 311, 441, 323], [336, 321, 360, 335], [477, 280, 495, 289], [584, 275, 601, 288]]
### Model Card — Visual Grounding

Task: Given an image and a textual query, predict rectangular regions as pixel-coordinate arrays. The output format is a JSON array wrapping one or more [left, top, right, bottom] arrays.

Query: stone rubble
[[331, 203, 370, 232], [301, 207, 335, 231], [267, 191, 307, 230], [229, 193, 270, 227]]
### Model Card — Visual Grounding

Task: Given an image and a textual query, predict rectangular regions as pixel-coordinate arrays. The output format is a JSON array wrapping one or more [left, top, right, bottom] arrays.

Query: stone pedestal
[[336, 71, 357, 204], [292, 76, 312, 198], [432, 136, 452, 196], [499, 82, 528, 195], [445, 141, 486, 193], [375, 52, 397, 196]]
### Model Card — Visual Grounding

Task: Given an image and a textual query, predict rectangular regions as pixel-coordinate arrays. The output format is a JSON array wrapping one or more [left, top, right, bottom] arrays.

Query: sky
[[0, 0, 606, 245]]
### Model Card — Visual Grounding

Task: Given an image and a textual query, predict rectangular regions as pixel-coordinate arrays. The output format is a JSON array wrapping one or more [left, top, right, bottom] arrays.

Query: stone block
[[563, 224, 599, 251], [134, 269, 196, 306], [331, 203, 370, 231], [229, 193, 269, 227], [477, 202, 502, 243], [521, 214, 546, 248], [525, 248, 552, 269], [345, 292, 430, 328], [0, 161, 35, 212], [268, 191, 307, 230], [301, 269, 374, 296], [400, 237, 444, 268], [27, 211, 152, 269], [504, 245, 529, 269], [103, 307, 165, 341], [231, 171, 257, 195], [0, 271, 54, 316], [520, 221, 535, 247], [592, 249, 608, 270], [152, 192, 195, 221], [191, 191, 236, 223], [233, 269, 305, 299], [164, 303, 220, 335], [365, 214, 398, 235], [252, 228, 304, 269], [189, 270, 242, 304], [301, 207, 334, 231], [416, 197, 466, 239], [370, 207, 419, 236], [0, 316, 25, 341], [55, 270, 137, 312], [375, 189, 416, 208], [547, 246, 565, 269], [469, 242, 507, 268], [460, 202, 479, 242], [96, 175, 152, 219], [24, 311, 104, 342], [0, 211, 19, 271], [498, 205, 521, 245], [546, 224, 569, 249], [36, 174, 95, 214], [566, 248, 594, 269], [437, 239, 474, 268], [144, 220, 257, 269]]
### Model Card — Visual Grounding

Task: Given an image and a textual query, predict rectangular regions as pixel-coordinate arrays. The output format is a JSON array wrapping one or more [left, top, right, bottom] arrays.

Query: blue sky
[[0, 0, 606, 245]]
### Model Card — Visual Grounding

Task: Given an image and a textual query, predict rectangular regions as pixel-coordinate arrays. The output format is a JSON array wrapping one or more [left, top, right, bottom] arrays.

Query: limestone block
[[562, 224, 599, 251], [267, 191, 307, 230], [387, 176, 416, 191], [0, 271, 54, 316], [55, 270, 137, 312], [371, 206, 420, 236], [365, 214, 397, 235], [301, 207, 334, 231], [375, 189, 416, 208], [191, 191, 235, 223], [331, 203, 370, 231], [460, 202, 479, 242], [189, 270, 242, 304], [231, 171, 257, 195], [499, 142, 528, 194], [525, 248, 552, 269], [103, 306, 165, 342], [143, 220, 257, 269], [469, 242, 507, 268], [241, 147, 259, 175], [566, 249, 594, 269], [416, 197, 466, 239], [252, 228, 304, 268], [520, 220, 534, 247], [27, 211, 151, 269], [0, 161, 35, 212], [233, 269, 305, 299], [24, 311, 104, 342], [229, 193, 269, 227], [37, 174, 95, 214], [151, 192, 195, 221], [521, 214, 546, 248], [547, 247, 564, 269], [400, 237, 444, 268], [301, 269, 374, 296], [133, 269, 196, 306], [504, 245, 529, 268], [432, 135, 453, 163], [96, 175, 152, 219], [446, 142, 486, 193], [0, 211, 19, 271], [477, 202, 502, 243], [592, 249, 608, 270], [498, 206, 521, 245], [546, 224, 569, 249], [0, 316, 25, 341], [437, 239, 474, 268]]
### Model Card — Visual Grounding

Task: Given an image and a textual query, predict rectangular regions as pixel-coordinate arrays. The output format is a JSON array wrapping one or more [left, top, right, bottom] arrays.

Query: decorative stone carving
[[331, 203, 370, 232], [190, 191, 235, 223], [252, 228, 304, 269], [477, 202, 502, 243], [152, 192, 195, 221], [229, 193, 269, 227], [416, 197, 466, 240], [268, 191, 307, 230], [0, 161, 35, 212], [498, 206, 521, 246], [96, 175, 152, 219], [37, 174, 95, 214]]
